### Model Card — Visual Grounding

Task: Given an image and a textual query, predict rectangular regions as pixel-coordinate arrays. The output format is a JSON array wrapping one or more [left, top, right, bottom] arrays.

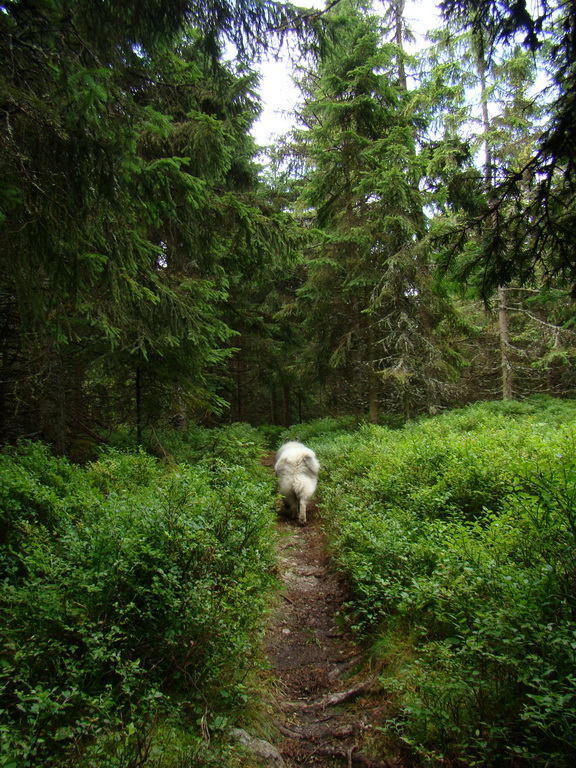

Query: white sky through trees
[[251, 0, 441, 146]]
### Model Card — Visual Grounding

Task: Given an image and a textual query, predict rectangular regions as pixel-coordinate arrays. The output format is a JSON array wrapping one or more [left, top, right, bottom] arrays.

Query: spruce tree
[[424, 13, 576, 402], [0, 0, 305, 449], [438, 0, 576, 290], [288, 0, 459, 420]]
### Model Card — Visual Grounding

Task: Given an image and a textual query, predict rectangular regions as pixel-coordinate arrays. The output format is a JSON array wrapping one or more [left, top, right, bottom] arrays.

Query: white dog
[[274, 441, 320, 525]]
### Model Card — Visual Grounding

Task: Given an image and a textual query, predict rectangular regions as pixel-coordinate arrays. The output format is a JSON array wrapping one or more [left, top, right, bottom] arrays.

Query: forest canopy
[[2, 0, 576, 453]]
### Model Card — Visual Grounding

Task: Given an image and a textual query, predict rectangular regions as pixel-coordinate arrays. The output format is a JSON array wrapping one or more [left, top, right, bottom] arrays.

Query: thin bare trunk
[[478, 38, 513, 400], [498, 285, 513, 400], [235, 358, 242, 420], [283, 382, 291, 426], [367, 335, 378, 424], [368, 368, 378, 424], [478, 52, 492, 190], [271, 382, 278, 425], [135, 366, 143, 446], [394, 0, 407, 90]]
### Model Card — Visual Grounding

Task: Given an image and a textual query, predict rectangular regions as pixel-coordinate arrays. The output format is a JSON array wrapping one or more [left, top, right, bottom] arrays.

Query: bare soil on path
[[264, 503, 402, 768]]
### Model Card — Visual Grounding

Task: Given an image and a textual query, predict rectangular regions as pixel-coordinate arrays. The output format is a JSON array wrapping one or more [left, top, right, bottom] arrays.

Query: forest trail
[[263, 482, 401, 768]]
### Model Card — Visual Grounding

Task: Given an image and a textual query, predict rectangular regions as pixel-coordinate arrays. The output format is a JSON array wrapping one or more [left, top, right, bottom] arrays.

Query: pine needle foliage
[[287, 0, 461, 420], [0, 0, 305, 449], [436, 0, 576, 292]]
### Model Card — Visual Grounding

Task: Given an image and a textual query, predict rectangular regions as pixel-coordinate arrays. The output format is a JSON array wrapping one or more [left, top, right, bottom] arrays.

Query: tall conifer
[[0, 0, 304, 448], [289, 0, 458, 420]]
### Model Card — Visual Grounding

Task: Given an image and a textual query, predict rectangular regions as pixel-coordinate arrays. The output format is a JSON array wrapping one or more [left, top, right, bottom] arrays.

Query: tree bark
[[38, 337, 68, 455], [135, 366, 143, 446], [498, 285, 513, 400], [283, 382, 291, 426], [235, 358, 243, 421], [367, 324, 378, 424], [271, 382, 278, 425], [394, 0, 407, 90], [478, 36, 513, 401]]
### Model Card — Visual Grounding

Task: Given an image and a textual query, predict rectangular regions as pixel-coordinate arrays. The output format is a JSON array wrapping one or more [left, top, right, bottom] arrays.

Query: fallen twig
[[280, 592, 295, 605]]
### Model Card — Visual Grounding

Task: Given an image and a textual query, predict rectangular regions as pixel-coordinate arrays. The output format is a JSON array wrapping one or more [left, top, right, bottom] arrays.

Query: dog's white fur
[[274, 441, 320, 525]]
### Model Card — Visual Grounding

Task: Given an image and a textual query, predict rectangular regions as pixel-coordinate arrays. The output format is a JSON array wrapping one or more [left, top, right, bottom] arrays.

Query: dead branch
[[280, 592, 296, 605]]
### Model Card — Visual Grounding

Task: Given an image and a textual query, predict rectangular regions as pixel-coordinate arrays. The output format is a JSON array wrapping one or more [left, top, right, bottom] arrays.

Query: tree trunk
[[271, 382, 278, 425], [235, 358, 243, 421], [172, 387, 187, 430], [478, 37, 513, 401], [394, 0, 407, 91], [367, 324, 378, 424], [283, 382, 291, 426], [37, 337, 68, 455], [135, 366, 143, 446], [368, 369, 378, 424], [498, 285, 513, 400]]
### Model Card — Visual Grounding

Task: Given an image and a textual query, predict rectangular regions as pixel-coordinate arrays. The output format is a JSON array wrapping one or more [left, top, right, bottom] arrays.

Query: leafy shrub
[[0, 438, 277, 767], [256, 423, 285, 450], [317, 396, 576, 766], [278, 416, 359, 446], [0, 441, 98, 579], [146, 422, 268, 468], [85, 446, 162, 493]]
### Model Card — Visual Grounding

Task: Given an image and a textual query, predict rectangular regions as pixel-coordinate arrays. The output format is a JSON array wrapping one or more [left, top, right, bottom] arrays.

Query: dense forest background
[[3, 3, 576, 766], [3, 0, 576, 457]]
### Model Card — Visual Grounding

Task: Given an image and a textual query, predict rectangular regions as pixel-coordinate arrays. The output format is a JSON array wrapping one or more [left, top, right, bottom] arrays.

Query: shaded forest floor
[[264, 494, 403, 768]]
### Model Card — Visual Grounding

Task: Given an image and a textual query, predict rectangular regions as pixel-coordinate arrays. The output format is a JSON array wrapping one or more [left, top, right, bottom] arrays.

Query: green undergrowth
[[309, 396, 576, 767], [0, 425, 277, 767], [110, 422, 269, 467], [278, 415, 360, 445]]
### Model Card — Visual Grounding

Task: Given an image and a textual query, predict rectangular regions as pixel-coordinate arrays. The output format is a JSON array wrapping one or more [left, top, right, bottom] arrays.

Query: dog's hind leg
[[297, 496, 307, 525]]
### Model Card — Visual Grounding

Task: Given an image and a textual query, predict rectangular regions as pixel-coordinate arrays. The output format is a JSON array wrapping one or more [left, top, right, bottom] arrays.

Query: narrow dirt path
[[264, 503, 400, 768]]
